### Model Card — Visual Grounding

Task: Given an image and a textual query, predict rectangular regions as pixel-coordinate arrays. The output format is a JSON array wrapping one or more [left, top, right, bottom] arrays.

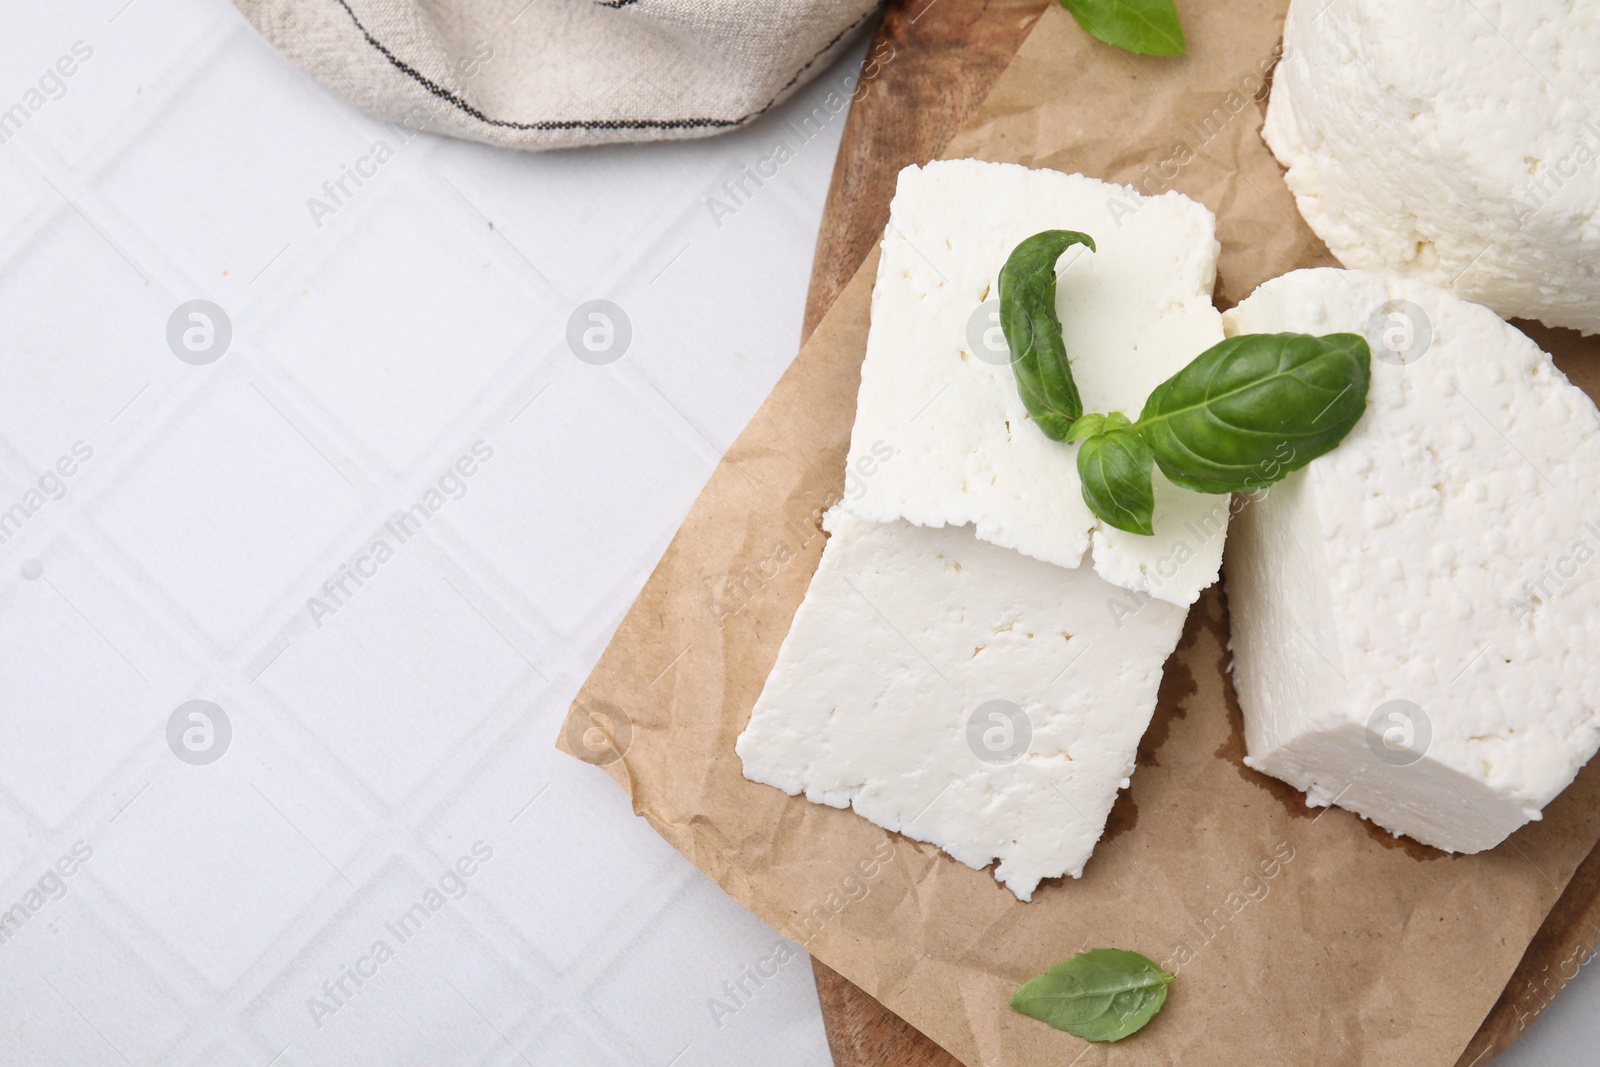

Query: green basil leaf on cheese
[[1058, 0, 1186, 57], [1065, 410, 1133, 443], [998, 230, 1096, 440], [1135, 332, 1372, 495], [1076, 426, 1156, 535], [1011, 948, 1173, 1041]]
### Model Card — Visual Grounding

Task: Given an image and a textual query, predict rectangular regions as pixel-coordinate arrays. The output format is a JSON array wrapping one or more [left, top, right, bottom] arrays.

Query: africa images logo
[[307, 442, 494, 627], [306, 843, 494, 1028]]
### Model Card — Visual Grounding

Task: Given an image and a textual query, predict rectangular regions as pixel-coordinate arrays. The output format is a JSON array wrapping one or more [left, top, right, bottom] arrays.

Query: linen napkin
[[233, 0, 880, 150]]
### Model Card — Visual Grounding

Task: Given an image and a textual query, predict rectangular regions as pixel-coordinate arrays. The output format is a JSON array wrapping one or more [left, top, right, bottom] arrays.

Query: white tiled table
[[0, 1, 854, 1063], [4, 3, 1600, 1065]]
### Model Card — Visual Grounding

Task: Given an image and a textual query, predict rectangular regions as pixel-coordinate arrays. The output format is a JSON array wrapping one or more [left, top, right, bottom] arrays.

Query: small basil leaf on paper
[[1011, 948, 1174, 1041], [998, 230, 1096, 440], [1135, 332, 1372, 495], [1059, 0, 1186, 57], [1076, 427, 1156, 535]]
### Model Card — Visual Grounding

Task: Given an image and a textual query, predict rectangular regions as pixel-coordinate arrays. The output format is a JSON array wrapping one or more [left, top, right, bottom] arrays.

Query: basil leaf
[[1011, 948, 1173, 1041], [1064, 410, 1132, 443], [1135, 332, 1371, 495], [998, 230, 1096, 440], [1059, 0, 1186, 57], [1077, 427, 1155, 535]]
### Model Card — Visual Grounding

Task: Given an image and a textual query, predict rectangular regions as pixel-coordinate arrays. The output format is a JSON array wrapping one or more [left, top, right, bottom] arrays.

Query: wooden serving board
[[799, 3, 1600, 1065]]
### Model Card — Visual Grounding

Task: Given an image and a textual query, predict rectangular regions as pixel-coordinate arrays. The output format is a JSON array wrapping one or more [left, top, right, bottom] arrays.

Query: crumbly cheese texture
[[843, 159, 1230, 607], [737, 509, 1186, 900], [1266, 0, 1600, 335], [1225, 268, 1600, 852]]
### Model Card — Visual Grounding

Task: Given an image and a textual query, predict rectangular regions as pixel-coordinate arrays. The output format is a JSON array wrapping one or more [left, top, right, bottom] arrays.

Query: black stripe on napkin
[[331, 0, 876, 134]]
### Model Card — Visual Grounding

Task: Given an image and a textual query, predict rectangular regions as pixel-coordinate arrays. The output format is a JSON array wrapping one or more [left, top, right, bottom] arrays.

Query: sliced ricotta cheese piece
[[1266, 0, 1600, 335], [843, 159, 1230, 607], [1224, 268, 1600, 852], [737, 509, 1186, 900]]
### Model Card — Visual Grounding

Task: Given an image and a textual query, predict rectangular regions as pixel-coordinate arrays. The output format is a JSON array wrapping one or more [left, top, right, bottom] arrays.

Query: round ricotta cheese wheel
[[1265, 0, 1600, 335]]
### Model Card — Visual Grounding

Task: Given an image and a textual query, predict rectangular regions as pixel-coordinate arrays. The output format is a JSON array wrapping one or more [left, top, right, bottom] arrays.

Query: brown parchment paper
[[559, 3, 1600, 1063]]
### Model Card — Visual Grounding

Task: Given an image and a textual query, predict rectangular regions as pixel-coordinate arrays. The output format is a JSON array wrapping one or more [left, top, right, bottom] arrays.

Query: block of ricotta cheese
[[1265, 0, 1600, 335], [843, 159, 1230, 607], [1225, 268, 1600, 852], [736, 509, 1186, 901]]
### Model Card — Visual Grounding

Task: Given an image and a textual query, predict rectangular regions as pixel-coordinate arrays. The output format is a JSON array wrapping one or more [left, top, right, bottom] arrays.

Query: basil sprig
[[1059, 0, 1186, 57], [995, 230, 1371, 535], [998, 230, 1095, 440], [1011, 948, 1173, 1041]]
